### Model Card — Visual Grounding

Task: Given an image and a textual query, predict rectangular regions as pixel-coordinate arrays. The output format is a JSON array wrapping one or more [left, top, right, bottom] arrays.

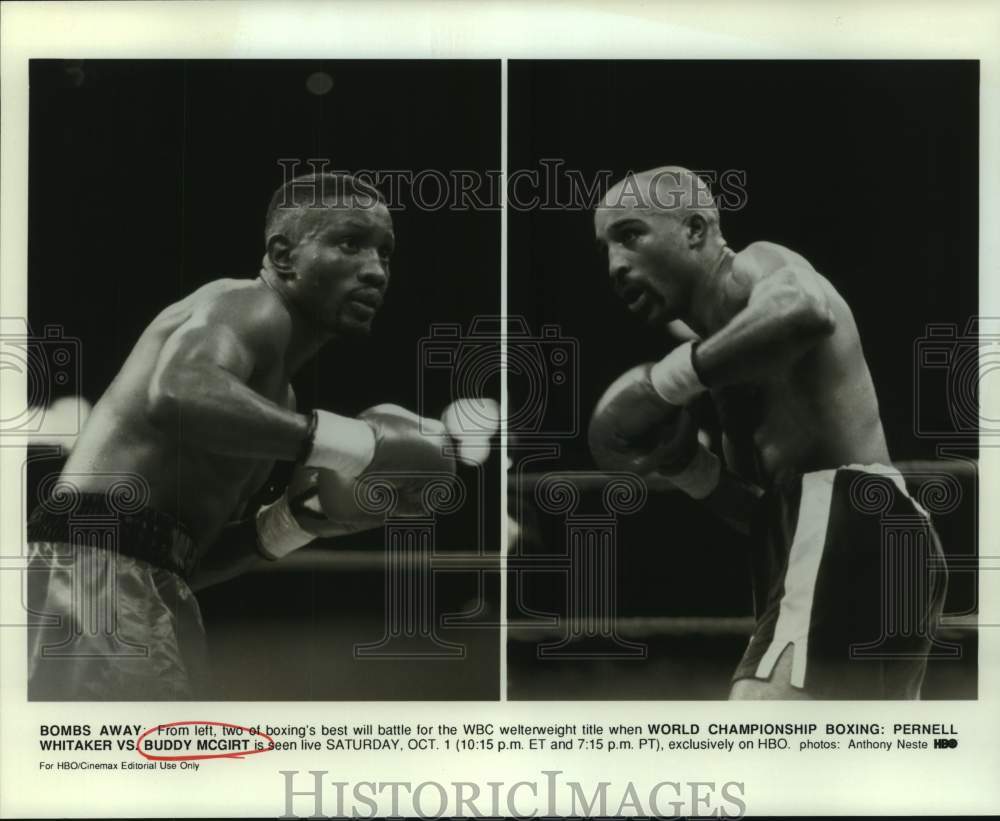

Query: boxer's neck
[[685, 245, 734, 336], [257, 271, 335, 372]]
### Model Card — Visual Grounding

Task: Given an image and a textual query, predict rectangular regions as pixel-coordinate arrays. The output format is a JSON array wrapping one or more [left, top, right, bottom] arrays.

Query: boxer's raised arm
[[692, 257, 836, 387], [147, 291, 310, 460]]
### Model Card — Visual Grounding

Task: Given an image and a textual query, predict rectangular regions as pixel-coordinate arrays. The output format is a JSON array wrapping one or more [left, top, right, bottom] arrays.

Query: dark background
[[508, 60, 978, 466], [28, 59, 502, 699], [29, 59, 501, 416], [507, 60, 979, 699]]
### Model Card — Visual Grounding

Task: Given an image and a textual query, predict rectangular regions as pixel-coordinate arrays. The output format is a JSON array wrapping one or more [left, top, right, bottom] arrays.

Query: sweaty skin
[[63, 197, 395, 584], [595, 167, 891, 698], [64, 280, 299, 547], [697, 241, 889, 486], [594, 170, 889, 488]]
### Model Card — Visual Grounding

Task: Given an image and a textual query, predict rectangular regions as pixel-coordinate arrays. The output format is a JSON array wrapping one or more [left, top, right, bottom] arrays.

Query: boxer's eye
[[338, 237, 361, 253]]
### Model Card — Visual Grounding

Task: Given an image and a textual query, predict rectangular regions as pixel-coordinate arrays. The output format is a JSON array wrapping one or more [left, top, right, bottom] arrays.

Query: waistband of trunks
[[26, 493, 198, 579], [806, 462, 930, 518]]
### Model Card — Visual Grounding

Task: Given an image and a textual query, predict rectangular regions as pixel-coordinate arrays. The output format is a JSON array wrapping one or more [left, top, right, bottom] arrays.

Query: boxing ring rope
[[504, 614, 978, 638], [26, 446, 973, 666], [247, 458, 978, 663], [258, 458, 977, 573]]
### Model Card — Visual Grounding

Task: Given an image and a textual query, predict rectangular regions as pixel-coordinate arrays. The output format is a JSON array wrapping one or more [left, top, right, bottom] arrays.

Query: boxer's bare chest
[[214, 365, 292, 495], [712, 364, 830, 484]]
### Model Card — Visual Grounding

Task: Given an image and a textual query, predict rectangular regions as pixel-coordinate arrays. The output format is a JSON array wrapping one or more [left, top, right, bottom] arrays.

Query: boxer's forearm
[[148, 365, 310, 460], [693, 269, 835, 387], [694, 308, 832, 386]]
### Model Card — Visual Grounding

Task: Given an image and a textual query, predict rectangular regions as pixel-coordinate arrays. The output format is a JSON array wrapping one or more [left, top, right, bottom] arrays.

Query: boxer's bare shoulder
[[66, 277, 298, 543], [737, 240, 812, 271], [193, 278, 291, 333], [723, 242, 830, 314], [114, 279, 290, 393], [742, 244, 867, 364], [147, 278, 290, 353], [692, 240, 889, 480]]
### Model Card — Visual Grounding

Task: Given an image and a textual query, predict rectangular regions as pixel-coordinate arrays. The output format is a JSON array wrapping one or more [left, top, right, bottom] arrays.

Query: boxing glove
[[441, 397, 499, 466], [304, 403, 455, 475], [589, 349, 720, 499], [263, 397, 500, 559], [360, 403, 454, 473], [255, 461, 391, 560], [589, 362, 693, 476]]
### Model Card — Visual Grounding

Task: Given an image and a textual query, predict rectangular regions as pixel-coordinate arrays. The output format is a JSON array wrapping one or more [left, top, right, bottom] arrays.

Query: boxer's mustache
[[347, 286, 384, 309]]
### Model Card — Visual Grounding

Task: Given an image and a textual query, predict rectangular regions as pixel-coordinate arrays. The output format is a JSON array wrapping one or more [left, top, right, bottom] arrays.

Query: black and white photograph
[[22, 59, 502, 701], [506, 59, 979, 701], [1, 3, 998, 819]]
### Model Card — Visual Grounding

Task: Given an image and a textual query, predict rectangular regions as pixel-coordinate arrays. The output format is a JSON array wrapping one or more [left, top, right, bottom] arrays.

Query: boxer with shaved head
[[26, 172, 492, 700], [589, 166, 947, 699]]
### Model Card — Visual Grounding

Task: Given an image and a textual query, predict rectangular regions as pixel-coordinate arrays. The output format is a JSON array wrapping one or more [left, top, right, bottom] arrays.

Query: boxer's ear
[[265, 233, 296, 279], [685, 213, 708, 248]]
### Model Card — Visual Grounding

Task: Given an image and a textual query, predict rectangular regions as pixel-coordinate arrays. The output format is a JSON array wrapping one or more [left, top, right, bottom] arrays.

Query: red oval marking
[[136, 721, 275, 761]]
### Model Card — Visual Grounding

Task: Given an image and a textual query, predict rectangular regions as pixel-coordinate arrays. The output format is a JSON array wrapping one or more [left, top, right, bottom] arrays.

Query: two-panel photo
[[23, 58, 977, 704]]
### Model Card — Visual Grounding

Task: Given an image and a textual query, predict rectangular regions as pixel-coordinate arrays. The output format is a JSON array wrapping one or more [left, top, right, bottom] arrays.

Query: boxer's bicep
[[145, 295, 308, 460], [181, 292, 284, 375], [148, 321, 253, 421], [695, 262, 836, 386], [746, 264, 834, 332], [150, 293, 283, 401], [162, 320, 256, 382]]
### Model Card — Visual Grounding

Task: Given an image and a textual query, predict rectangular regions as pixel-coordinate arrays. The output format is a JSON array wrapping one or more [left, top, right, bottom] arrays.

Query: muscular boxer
[[589, 166, 947, 699], [26, 172, 470, 700]]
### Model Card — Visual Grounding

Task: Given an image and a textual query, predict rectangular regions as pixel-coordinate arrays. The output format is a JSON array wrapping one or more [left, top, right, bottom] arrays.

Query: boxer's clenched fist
[[255, 456, 433, 561], [355, 399, 497, 505], [259, 399, 499, 560], [354, 403, 457, 510], [588, 362, 690, 476], [294, 465, 390, 537], [360, 403, 455, 477], [254, 464, 383, 560], [588, 340, 708, 468], [589, 351, 720, 499]]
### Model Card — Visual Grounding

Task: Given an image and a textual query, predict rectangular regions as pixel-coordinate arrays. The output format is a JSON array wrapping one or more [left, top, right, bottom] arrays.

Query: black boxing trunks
[[733, 463, 949, 699], [26, 494, 209, 700]]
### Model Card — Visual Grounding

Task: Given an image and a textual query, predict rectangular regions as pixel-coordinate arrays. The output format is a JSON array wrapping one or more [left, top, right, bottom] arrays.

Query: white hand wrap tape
[[306, 410, 376, 478], [649, 340, 707, 406], [256, 494, 314, 560]]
